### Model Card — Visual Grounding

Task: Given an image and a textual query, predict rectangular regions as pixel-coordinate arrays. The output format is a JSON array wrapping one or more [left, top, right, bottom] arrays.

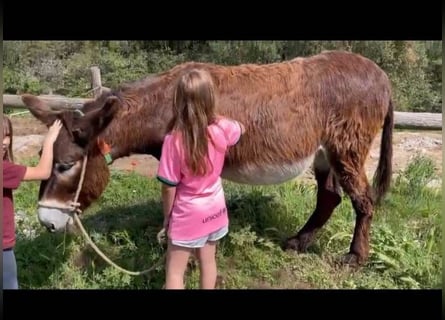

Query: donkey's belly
[[221, 154, 315, 185]]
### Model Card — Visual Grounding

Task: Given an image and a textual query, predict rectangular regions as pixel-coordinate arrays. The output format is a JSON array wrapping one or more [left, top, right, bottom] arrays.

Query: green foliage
[[393, 154, 437, 196], [12, 156, 441, 289], [3, 66, 43, 95], [2, 40, 442, 111], [367, 155, 441, 288], [200, 41, 282, 65], [381, 42, 439, 112]]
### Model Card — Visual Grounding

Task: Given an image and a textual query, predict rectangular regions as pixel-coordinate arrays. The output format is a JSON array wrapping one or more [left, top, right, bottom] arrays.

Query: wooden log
[[394, 111, 442, 130], [3, 93, 443, 130], [3, 94, 92, 110]]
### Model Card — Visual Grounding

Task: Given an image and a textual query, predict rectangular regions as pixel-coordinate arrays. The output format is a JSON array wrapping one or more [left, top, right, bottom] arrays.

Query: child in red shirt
[[3, 115, 62, 289]]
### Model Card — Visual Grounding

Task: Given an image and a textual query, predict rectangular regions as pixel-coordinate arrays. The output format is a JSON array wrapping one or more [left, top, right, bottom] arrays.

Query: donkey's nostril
[[46, 224, 56, 232]]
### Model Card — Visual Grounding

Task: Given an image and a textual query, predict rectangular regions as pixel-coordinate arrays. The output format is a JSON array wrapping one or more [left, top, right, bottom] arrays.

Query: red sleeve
[[3, 160, 27, 189]]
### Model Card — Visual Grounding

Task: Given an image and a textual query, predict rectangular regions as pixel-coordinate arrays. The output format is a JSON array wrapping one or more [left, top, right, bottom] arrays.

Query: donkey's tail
[[372, 98, 394, 205]]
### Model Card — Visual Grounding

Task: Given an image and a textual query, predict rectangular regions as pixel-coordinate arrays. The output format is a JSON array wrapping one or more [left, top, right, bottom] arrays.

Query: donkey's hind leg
[[331, 162, 375, 266], [327, 139, 376, 266], [284, 149, 342, 252]]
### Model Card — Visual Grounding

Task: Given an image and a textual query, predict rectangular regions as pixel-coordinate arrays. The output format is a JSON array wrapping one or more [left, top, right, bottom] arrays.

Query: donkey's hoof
[[282, 236, 311, 253], [339, 253, 365, 268]]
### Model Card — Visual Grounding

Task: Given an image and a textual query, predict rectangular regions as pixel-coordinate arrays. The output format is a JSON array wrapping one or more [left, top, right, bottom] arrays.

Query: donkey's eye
[[56, 162, 75, 172]]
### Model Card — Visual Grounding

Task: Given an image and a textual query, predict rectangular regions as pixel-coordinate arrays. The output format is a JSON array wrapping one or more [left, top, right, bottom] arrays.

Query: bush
[[3, 40, 442, 112]]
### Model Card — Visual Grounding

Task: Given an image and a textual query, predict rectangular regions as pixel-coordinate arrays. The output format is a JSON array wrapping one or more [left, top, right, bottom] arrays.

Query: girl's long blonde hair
[[169, 69, 217, 176], [3, 115, 14, 161]]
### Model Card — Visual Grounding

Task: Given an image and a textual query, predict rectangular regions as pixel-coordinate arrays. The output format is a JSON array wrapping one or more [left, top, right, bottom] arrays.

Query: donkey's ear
[[21, 94, 62, 126], [71, 96, 120, 145], [101, 96, 120, 119], [72, 127, 89, 147], [87, 96, 120, 137]]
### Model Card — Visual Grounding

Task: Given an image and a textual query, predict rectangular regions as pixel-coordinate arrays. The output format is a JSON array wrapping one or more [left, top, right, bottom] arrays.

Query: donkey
[[22, 50, 393, 265]]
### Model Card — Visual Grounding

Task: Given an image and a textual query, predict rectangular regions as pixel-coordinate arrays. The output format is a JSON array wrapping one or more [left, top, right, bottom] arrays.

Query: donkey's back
[[217, 50, 392, 190], [211, 50, 394, 265]]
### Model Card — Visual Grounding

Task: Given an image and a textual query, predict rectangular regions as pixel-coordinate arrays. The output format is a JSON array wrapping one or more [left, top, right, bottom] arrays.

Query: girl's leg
[[165, 242, 193, 289], [196, 241, 218, 289], [3, 250, 19, 289]]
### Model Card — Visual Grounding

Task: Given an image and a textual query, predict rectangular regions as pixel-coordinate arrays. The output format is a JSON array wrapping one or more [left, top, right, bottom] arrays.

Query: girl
[[3, 115, 62, 289], [156, 69, 245, 289]]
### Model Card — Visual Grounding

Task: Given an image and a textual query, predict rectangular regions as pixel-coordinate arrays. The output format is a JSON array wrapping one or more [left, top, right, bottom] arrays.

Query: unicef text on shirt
[[202, 207, 227, 224]]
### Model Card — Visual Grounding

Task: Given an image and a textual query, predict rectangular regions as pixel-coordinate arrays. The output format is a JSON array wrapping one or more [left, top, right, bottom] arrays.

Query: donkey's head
[[22, 94, 120, 233]]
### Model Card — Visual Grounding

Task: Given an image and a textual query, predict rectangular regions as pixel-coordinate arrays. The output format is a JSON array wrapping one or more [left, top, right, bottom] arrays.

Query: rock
[[12, 135, 45, 159]]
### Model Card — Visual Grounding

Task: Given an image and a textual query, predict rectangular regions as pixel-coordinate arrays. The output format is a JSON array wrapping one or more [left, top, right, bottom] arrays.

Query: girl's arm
[[215, 114, 246, 135], [237, 121, 246, 134], [161, 184, 176, 227], [23, 119, 62, 181]]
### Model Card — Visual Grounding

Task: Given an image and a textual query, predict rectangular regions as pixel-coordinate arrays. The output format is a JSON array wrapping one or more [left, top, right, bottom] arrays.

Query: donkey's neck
[[97, 94, 171, 162]]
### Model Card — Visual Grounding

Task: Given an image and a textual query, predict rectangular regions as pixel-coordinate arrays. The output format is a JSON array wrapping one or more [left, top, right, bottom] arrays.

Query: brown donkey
[[22, 50, 393, 265]]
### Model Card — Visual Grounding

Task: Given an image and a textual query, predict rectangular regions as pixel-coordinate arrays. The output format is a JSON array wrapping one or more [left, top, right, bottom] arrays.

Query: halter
[[37, 138, 166, 276], [37, 153, 88, 214]]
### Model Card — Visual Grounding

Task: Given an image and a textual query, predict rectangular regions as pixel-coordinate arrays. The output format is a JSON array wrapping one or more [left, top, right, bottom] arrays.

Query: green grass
[[13, 155, 442, 289]]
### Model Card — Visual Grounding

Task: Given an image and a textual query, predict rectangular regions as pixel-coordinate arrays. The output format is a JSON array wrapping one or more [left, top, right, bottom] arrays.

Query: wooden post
[[90, 66, 103, 98]]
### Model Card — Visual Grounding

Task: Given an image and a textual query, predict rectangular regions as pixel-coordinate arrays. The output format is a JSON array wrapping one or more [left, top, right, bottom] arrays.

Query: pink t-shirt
[[157, 117, 242, 241]]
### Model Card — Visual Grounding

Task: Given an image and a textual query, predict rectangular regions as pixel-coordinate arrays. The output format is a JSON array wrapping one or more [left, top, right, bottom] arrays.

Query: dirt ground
[[9, 114, 443, 186]]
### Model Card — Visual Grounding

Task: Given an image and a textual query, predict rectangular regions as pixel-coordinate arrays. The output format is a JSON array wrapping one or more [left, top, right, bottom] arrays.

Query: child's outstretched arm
[[23, 119, 63, 181]]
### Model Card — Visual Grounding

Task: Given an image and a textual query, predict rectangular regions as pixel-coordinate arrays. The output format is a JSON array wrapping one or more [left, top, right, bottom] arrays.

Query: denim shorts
[[171, 225, 229, 248], [3, 249, 18, 289]]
